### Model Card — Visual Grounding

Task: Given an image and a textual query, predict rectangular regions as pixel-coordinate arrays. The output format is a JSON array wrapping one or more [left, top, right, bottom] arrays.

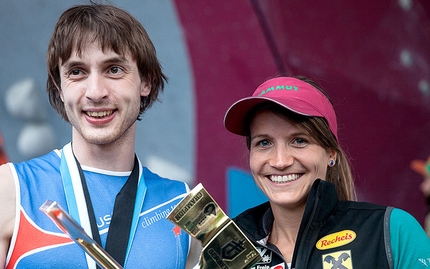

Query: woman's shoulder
[[389, 207, 427, 236], [388, 207, 430, 268]]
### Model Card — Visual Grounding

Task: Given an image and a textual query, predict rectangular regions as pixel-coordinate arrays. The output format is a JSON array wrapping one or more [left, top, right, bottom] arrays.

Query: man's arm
[[0, 164, 16, 267]]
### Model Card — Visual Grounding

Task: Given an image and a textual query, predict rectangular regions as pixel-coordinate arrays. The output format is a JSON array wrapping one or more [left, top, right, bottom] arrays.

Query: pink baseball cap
[[223, 77, 338, 139]]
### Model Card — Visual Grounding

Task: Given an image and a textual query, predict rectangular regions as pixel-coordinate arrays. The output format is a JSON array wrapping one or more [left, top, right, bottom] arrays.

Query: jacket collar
[[233, 179, 339, 242]]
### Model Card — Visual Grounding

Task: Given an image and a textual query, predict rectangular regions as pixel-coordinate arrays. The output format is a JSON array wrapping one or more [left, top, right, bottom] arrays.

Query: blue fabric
[[8, 149, 191, 269], [390, 208, 430, 268]]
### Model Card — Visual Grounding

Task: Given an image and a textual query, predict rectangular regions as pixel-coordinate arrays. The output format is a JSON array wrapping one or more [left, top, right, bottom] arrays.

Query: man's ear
[[140, 81, 151, 97]]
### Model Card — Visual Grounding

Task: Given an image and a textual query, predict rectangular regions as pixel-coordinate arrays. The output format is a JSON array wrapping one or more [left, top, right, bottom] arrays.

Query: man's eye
[[109, 66, 123, 74], [70, 69, 82, 76]]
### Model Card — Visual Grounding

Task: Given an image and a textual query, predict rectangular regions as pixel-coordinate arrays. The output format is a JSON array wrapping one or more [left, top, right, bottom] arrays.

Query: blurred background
[[0, 0, 429, 227]]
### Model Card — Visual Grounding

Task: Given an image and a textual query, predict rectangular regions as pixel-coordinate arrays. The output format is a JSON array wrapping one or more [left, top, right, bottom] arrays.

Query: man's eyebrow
[[61, 56, 130, 70], [60, 60, 84, 70], [102, 56, 129, 65]]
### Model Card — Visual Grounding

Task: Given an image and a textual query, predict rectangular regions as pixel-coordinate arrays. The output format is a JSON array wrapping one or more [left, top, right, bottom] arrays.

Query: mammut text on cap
[[223, 77, 338, 139]]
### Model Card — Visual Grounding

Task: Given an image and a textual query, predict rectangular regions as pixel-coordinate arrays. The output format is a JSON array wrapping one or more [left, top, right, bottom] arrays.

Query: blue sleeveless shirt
[[6, 148, 191, 268]]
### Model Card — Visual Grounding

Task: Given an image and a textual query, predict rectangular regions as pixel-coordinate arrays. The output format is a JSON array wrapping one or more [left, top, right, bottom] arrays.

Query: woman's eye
[[258, 139, 271, 147], [292, 137, 307, 146]]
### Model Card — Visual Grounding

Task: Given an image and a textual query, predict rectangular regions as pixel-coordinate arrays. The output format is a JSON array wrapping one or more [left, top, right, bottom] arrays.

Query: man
[[0, 3, 199, 268]]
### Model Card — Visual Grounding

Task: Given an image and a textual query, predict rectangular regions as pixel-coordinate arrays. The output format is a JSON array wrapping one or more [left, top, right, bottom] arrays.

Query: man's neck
[[71, 136, 136, 172]]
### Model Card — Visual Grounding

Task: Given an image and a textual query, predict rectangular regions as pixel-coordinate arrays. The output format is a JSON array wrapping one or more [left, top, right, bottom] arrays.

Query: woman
[[224, 76, 430, 268]]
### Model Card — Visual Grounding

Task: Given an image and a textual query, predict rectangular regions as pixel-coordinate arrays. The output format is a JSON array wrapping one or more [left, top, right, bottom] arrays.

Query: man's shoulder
[[141, 167, 189, 210], [13, 150, 60, 170], [0, 163, 15, 267], [143, 167, 188, 191], [0, 163, 14, 186], [10, 150, 61, 188]]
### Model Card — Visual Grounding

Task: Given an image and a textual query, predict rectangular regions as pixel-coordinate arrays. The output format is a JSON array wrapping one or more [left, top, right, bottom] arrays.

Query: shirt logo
[[172, 225, 182, 236], [250, 248, 286, 269], [254, 247, 272, 264], [316, 230, 356, 250], [322, 250, 353, 269]]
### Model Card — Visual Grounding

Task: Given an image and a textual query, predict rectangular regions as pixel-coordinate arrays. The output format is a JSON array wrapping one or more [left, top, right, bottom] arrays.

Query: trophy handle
[[40, 200, 123, 269]]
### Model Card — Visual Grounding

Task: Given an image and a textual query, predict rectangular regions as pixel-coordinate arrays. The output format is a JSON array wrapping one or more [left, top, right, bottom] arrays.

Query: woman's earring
[[329, 159, 335, 167]]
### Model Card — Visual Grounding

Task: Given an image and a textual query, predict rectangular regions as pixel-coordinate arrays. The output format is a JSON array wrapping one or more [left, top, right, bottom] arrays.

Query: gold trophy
[[40, 200, 123, 269], [167, 183, 261, 269]]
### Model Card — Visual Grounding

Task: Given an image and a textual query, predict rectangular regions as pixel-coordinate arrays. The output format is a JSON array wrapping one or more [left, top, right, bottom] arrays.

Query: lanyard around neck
[[60, 143, 147, 268]]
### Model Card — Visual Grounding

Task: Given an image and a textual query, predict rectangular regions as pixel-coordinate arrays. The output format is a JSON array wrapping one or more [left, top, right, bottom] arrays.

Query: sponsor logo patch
[[322, 250, 353, 269], [255, 247, 272, 264], [251, 262, 285, 269], [316, 230, 356, 250], [250, 248, 285, 269]]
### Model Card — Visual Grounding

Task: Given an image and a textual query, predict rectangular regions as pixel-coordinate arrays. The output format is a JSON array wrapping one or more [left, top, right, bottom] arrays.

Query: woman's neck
[[268, 203, 305, 263]]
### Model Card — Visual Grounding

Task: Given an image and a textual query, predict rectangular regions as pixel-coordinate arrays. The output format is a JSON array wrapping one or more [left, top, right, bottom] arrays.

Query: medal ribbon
[[60, 143, 146, 268]]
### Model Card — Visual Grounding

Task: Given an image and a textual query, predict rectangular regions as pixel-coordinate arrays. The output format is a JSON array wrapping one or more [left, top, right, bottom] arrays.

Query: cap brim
[[224, 96, 322, 136]]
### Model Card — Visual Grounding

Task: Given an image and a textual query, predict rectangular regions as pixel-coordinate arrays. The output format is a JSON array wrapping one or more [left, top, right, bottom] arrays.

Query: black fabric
[[233, 179, 390, 269], [74, 154, 139, 267], [105, 156, 139, 266]]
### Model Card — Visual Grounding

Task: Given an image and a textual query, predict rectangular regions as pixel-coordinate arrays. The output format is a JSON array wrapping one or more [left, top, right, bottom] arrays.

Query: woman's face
[[249, 109, 335, 209]]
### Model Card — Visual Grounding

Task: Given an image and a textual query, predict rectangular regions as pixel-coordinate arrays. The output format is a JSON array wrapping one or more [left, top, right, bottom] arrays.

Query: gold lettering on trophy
[[208, 248, 229, 269], [184, 202, 217, 235], [244, 250, 258, 264], [174, 191, 204, 221]]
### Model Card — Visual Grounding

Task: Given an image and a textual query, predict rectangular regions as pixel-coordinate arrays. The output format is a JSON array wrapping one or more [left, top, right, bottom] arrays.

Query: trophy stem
[[40, 200, 123, 269]]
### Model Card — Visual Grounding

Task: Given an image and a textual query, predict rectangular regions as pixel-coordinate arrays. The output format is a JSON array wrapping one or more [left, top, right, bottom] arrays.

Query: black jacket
[[233, 179, 392, 269]]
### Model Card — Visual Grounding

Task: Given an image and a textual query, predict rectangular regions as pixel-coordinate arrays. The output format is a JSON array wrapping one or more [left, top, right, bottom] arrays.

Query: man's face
[[58, 42, 150, 146]]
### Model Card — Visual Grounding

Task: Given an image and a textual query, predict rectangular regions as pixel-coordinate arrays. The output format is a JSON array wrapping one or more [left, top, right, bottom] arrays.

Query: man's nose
[[85, 73, 108, 102]]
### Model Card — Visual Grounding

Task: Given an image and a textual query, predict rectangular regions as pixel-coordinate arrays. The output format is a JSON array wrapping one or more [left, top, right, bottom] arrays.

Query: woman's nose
[[269, 146, 293, 169]]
